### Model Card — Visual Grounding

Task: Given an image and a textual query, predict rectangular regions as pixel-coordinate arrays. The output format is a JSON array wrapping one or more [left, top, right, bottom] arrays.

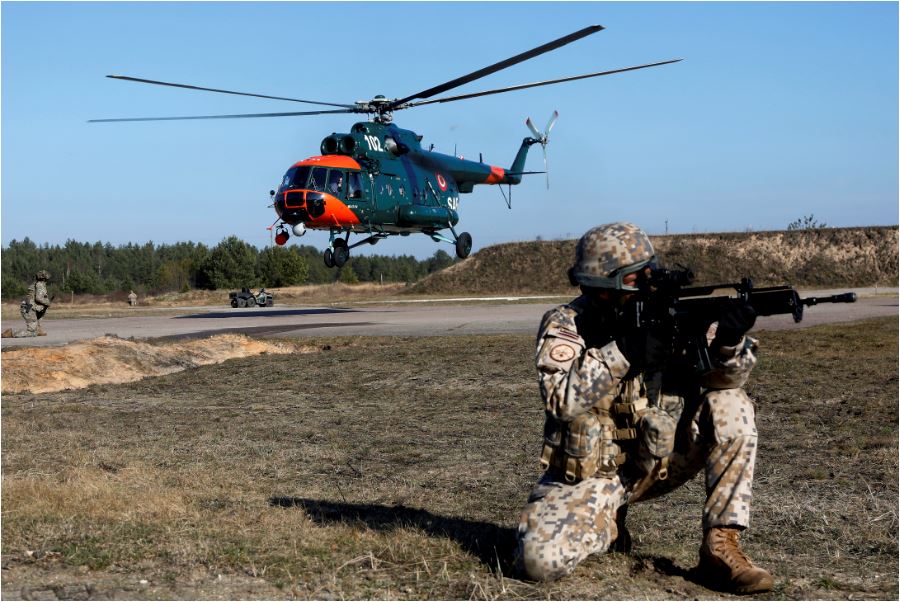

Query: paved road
[[1, 289, 896, 348]]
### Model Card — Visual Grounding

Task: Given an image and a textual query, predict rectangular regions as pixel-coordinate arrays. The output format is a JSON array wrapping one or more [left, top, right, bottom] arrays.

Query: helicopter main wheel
[[333, 244, 350, 267], [455, 232, 473, 259], [323, 248, 335, 268]]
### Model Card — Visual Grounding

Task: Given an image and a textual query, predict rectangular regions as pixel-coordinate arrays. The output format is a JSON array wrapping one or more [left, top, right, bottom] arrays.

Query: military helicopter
[[91, 25, 679, 267]]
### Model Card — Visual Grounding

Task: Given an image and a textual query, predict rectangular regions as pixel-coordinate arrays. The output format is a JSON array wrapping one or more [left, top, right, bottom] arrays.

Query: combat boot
[[36, 328, 47, 336], [697, 527, 773, 594], [1, 328, 13, 338]]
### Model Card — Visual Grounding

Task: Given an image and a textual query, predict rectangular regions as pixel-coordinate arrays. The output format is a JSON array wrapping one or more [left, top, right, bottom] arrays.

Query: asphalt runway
[[1, 289, 896, 349]]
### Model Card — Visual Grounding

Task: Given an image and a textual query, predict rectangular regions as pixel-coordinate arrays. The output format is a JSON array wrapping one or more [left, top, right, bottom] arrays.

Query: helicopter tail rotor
[[526, 110, 558, 189]]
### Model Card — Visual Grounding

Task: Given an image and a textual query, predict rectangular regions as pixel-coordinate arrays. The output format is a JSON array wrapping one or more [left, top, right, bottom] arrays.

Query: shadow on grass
[[635, 555, 732, 593], [269, 496, 518, 574]]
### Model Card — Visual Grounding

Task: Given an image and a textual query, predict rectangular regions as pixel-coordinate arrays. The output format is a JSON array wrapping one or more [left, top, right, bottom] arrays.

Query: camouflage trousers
[[517, 388, 758, 581], [13, 305, 40, 337]]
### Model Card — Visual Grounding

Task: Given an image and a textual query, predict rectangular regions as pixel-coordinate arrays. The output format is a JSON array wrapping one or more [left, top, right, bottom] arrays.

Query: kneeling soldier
[[516, 222, 773, 594], [4, 270, 53, 338]]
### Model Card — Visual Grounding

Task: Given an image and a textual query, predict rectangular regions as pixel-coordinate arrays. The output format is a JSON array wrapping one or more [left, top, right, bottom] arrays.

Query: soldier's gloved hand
[[616, 326, 669, 375], [616, 326, 647, 371], [714, 300, 757, 347]]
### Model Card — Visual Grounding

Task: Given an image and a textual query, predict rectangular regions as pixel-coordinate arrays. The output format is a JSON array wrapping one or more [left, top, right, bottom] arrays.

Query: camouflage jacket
[[26, 281, 51, 308], [536, 295, 757, 422]]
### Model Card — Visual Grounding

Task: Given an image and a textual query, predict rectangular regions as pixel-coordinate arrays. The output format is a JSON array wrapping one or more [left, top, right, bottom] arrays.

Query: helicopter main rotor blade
[[404, 59, 683, 108], [88, 108, 358, 123], [388, 25, 604, 110], [105, 75, 356, 109]]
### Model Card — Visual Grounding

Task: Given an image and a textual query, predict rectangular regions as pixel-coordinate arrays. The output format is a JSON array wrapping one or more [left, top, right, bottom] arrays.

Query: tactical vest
[[539, 374, 678, 484]]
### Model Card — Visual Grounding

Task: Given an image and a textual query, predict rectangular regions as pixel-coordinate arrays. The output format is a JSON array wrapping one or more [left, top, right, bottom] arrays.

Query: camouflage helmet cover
[[570, 222, 655, 290], [35, 270, 51, 281]]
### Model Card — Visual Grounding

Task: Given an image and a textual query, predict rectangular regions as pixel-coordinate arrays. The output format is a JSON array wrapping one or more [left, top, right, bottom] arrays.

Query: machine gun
[[633, 267, 857, 374]]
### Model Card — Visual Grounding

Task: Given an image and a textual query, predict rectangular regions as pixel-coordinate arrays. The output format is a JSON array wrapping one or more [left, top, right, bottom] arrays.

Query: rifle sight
[[648, 266, 695, 289]]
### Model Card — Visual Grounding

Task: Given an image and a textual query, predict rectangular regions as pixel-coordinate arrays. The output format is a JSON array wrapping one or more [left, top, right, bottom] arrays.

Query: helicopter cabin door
[[372, 174, 407, 225]]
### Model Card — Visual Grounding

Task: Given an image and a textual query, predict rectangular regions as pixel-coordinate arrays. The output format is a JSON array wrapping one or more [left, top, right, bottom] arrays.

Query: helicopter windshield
[[281, 166, 311, 190], [309, 167, 327, 192]]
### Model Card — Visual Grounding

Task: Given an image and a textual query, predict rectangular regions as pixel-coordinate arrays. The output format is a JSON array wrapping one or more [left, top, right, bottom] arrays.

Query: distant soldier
[[4, 270, 53, 338], [128, 290, 138, 306]]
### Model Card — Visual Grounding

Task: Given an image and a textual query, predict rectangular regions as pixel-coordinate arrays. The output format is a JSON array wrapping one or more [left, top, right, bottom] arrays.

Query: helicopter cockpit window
[[347, 172, 363, 199], [282, 166, 311, 190], [309, 167, 327, 191], [326, 170, 344, 196]]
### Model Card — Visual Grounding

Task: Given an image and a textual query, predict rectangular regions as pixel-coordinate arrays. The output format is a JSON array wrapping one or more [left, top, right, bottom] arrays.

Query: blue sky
[[2, 1, 897, 258]]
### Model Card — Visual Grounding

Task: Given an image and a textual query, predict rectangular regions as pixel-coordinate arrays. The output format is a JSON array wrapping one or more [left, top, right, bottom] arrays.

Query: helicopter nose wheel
[[455, 232, 472, 259], [333, 244, 350, 267], [324, 238, 350, 268]]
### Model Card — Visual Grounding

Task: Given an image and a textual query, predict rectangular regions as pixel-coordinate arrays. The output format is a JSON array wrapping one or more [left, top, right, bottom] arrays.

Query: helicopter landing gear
[[455, 231, 472, 259], [324, 230, 352, 268], [332, 238, 350, 268]]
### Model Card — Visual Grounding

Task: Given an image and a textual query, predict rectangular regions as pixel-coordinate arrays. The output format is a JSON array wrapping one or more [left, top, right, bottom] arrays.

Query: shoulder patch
[[544, 324, 583, 344], [549, 344, 577, 362]]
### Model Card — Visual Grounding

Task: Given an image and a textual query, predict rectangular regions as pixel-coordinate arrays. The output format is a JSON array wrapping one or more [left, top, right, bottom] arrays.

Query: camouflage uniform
[[13, 272, 52, 337], [517, 225, 761, 583]]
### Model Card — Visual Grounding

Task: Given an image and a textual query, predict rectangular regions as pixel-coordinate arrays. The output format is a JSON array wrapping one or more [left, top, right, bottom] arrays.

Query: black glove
[[714, 300, 757, 347], [616, 325, 669, 374]]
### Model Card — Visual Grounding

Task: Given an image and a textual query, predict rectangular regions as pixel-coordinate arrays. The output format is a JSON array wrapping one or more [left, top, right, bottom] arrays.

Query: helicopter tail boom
[[505, 137, 542, 185]]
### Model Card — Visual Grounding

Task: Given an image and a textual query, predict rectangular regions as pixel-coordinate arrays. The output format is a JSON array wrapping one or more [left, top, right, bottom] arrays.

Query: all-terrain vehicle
[[229, 287, 274, 308]]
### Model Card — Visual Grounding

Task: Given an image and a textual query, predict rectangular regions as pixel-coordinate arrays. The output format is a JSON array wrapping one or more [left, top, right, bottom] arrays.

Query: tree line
[[1, 237, 457, 300]]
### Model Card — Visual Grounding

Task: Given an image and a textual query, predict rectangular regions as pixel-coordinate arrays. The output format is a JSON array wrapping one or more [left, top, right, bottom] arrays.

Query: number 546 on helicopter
[[91, 25, 679, 267]]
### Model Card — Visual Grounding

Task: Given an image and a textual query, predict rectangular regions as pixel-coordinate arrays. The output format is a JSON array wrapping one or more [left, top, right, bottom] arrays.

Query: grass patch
[[2, 317, 896, 599]]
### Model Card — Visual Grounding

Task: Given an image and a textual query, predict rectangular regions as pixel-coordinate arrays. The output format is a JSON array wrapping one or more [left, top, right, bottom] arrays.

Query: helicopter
[[91, 25, 680, 268]]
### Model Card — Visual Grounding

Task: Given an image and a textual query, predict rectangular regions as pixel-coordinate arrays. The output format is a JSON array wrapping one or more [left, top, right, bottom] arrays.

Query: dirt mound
[[1, 334, 316, 394], [410, 226, 898, 295]]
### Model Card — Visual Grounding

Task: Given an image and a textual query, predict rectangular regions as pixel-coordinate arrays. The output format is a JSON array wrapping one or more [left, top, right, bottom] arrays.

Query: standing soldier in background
[[3, 270, 53, 338], [516, 222, 773, 594], [128, 290, 138, 306]]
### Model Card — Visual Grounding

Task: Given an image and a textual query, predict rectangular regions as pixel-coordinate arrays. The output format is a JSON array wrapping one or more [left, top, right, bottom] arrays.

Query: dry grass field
[[2, 317, 897, 600]]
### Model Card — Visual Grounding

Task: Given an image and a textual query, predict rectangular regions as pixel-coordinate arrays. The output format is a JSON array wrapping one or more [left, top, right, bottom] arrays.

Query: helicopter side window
[[326, 170, 344, 196], [347, 172, 363, 199], [310, 167, 327, 191]]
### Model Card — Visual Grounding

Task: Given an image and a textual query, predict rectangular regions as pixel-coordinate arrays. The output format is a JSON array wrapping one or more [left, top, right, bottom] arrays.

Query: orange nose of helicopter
[[275, 189, 361, 228]]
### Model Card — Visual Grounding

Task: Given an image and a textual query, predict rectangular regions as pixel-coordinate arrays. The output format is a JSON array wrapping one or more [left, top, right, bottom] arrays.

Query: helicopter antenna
[[499, 183, 512, 209], [526, 111, 558, 189]]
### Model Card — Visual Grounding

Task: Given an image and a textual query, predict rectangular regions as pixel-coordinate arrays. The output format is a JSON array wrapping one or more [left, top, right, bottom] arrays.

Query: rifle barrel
[[802, 292, 858, 306]]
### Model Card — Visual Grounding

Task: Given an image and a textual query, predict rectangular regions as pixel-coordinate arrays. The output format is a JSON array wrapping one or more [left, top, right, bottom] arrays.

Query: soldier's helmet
[[35, 270, 51, 281], [568, 222, 655, 291]]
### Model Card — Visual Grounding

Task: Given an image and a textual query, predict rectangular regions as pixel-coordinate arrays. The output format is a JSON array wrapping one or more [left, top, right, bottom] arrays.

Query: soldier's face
[[587, 269, 650, 307]]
